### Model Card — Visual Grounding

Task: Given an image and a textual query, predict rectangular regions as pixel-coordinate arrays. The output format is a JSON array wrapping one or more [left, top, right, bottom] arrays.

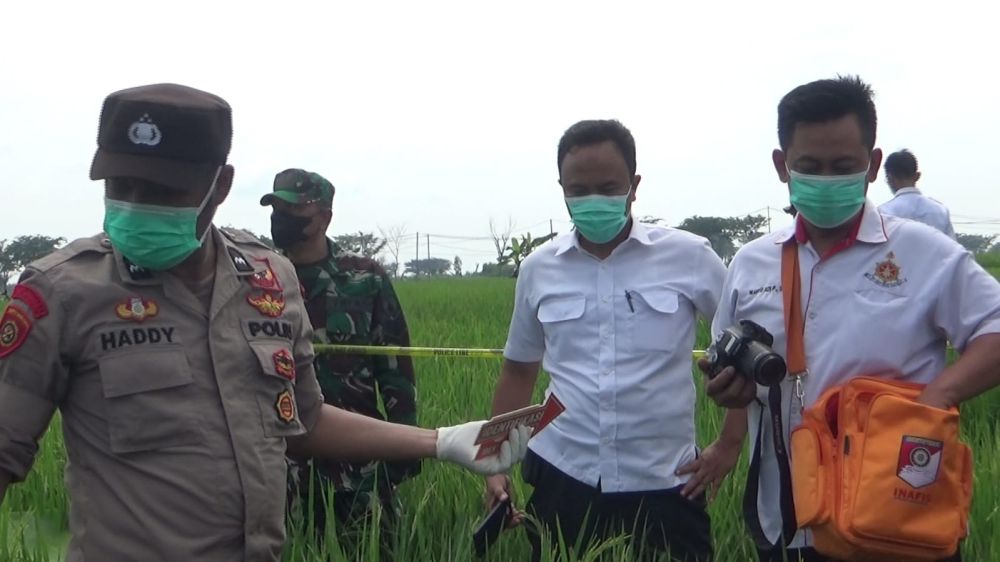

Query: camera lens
[[753, 353, 787, 386]]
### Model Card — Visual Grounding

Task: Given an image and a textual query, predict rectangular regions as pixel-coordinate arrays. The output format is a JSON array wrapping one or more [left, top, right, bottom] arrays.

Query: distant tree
[[404, 258, 452, 277], [677, 216, 737, 261], [489, 217, 514, 265], [503, 232, 557, 277], [956, 233, 996, 255], [0, 235, 66, 295], [478, 262, 516, 277], [676, 214, 767, 262], [378, 224, 408, 278], [453, 256, 463, 277], [729, 215, 769, 245], [334, 231, 387, 259]]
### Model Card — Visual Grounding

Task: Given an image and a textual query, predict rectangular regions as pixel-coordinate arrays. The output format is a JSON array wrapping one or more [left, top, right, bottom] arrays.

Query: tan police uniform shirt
[[0, 227, 324, 562]]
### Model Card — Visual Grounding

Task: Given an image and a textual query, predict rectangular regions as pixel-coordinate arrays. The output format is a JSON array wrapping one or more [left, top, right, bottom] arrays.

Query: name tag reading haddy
[[474, 395, 566, 460]]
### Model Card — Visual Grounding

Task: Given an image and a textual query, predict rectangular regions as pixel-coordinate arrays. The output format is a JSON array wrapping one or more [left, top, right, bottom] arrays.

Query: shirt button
[[602, 295, 610, 303], [602, 436, 611, 445], [808, 312, 817, 320]]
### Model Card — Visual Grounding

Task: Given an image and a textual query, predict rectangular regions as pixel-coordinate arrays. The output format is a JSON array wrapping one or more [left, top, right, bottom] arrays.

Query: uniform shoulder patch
[[0, 305, 32, 358], [28, 234, 110, 274], [220, 227, 272, 249], [11, 284, 49, 319]]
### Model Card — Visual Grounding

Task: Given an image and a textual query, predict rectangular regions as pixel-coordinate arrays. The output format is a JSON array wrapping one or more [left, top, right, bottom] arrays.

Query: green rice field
[[1, 272, 999, 561]]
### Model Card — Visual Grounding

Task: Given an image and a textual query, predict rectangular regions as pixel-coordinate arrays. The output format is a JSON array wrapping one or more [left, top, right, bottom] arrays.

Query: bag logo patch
[[897, 435, 943, 489]]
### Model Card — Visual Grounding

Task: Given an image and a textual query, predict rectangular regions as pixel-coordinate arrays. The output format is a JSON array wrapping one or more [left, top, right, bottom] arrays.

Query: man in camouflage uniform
[[261, 169, 418, 553]]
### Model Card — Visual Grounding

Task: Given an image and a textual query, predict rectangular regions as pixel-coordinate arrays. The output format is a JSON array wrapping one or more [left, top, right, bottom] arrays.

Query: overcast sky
[[2, 0, 997, 270]]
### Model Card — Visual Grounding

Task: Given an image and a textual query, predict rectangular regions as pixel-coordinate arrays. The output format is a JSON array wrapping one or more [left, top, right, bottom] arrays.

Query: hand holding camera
[[700, 320, 787, 408]]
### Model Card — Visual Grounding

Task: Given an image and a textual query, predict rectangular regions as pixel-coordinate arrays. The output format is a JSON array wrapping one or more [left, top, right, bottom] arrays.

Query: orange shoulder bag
[[780, 241, 973, 561]]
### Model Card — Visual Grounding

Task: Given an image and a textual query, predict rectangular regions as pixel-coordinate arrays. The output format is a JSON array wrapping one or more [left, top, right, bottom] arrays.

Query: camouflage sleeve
[[369, 270, 421, 483]]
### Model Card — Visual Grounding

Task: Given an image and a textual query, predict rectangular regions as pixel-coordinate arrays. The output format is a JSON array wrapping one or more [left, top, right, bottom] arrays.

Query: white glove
[[435, 421, 530, 475]]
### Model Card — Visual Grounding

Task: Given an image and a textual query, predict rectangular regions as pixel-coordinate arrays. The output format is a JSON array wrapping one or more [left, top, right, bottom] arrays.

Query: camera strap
[[742, 240, 803, 550]]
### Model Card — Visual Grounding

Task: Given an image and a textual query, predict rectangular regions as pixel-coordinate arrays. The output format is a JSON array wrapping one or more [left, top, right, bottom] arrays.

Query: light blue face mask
[[565, 187, 632, 244], [788, 169, 868, 229], [103, 169, 221, 270]]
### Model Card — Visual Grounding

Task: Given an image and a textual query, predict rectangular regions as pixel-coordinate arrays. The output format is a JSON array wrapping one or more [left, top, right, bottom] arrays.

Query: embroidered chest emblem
[[249, 258, 283, 292], [276, 390, 296, 423], [115, 297, 159, 322], [272, 348, 296, 381], [865, 252, 907, 288], [248, 292, 286, 317]]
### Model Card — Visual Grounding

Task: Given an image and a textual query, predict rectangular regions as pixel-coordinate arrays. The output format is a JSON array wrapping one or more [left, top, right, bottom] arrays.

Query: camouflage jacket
[[294, 239, 420, 491]]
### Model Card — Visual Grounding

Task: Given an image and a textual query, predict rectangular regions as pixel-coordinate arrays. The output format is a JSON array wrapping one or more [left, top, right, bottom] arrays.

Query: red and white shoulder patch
[[0, 305, 33, 358]]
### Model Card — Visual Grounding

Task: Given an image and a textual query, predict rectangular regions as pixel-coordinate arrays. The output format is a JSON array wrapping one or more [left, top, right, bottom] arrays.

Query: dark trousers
[[522, 450, 713, 562], [757, 545, 962, 562]]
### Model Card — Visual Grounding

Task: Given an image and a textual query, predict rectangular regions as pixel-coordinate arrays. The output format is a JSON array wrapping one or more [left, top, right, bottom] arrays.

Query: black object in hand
[[706, 319, 787, 386], [473, 497, 511, 557]]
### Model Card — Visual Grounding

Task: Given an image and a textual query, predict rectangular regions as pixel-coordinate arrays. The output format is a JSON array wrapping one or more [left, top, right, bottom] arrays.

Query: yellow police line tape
[[315, 344, 708, 359]]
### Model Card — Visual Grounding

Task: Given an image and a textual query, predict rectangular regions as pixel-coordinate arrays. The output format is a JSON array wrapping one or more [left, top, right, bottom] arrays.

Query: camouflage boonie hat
[[260, 168, 335, 208]]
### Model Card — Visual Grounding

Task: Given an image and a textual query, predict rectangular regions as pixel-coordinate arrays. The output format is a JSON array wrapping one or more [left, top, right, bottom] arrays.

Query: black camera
[[706, 320, 786, 386]]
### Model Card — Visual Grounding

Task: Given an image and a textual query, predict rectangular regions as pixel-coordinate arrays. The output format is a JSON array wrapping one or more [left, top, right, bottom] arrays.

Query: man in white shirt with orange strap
[[484, 119, 737, 561], [703, 76, 1000, 562]]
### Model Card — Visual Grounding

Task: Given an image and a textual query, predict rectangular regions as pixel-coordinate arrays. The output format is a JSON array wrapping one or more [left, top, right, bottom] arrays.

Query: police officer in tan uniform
[[0, 83, 529, 562]]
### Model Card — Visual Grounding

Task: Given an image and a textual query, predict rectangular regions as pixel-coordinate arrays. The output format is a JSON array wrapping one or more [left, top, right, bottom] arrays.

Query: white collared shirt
[[503, 221, 726, 492], [878, 186, 956, 239], [713, 200, 1000, 546]]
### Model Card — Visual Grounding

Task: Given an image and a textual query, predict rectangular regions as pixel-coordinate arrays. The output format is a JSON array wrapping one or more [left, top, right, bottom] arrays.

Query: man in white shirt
[[879, 149, 956, 238], [703, 76, 1000, 562], [484, 119, 738, 561]]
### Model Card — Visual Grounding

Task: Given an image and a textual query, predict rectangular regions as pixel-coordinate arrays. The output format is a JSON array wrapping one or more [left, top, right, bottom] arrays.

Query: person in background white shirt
[[879, 149, 956, 238], [483, 119, 738, 562], [702, 75, 1000, 562]]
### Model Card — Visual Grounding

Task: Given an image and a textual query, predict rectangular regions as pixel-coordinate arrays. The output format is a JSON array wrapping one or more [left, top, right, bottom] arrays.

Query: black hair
[[777, 75, 877, 151], [557, 119, 637, 176], [884, 149, 919, 178]]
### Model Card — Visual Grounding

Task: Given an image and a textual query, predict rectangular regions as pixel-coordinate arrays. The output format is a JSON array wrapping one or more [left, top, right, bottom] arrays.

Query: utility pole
[[550, 219, 554, 235], [767, 207, 772, 233], [415, 231, 419, 262], [426, 234, 431, 259]]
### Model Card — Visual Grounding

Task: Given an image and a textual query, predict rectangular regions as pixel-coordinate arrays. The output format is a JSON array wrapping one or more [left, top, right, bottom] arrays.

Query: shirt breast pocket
[[98, 348, 202, 454], [248, 340, 306, 438], [628, 287, 681, 352], [853, 287, 908, 305], [537, 296, 587, 347]]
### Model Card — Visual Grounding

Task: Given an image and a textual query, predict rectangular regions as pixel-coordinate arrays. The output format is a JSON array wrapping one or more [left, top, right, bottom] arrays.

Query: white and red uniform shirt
[[713, 200, 1000, 547]]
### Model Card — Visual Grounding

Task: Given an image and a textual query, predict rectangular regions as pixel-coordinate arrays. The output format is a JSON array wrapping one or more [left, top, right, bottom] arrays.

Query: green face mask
[[565, 188, 631, 244], [103, 175, 219, 271], [788, 169, 868, 229]]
